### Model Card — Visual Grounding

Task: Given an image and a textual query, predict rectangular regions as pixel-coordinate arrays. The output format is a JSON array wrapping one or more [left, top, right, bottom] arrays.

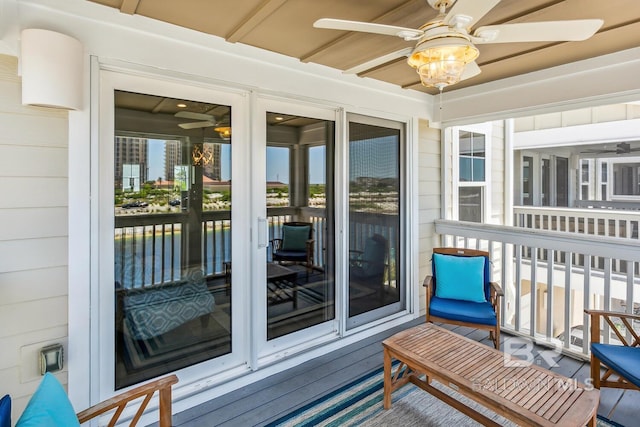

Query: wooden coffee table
[[383, 323, 599, 427]]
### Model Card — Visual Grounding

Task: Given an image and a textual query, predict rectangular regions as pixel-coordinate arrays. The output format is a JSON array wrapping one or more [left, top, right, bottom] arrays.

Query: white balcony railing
[[514, 206, 640, 239], [436, 219, 640, 359]]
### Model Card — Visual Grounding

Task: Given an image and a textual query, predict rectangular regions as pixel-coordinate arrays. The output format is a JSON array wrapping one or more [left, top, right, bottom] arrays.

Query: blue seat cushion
[[0, 394, 10, 427], [274, 250, 307, 260], [591, 343, 640, 388], [429, 296, 496, 326]]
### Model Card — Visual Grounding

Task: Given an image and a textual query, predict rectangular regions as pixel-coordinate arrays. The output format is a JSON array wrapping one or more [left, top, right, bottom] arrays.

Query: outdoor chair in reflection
[[271, 221, 314, 278], [349, 233, 388, 303]]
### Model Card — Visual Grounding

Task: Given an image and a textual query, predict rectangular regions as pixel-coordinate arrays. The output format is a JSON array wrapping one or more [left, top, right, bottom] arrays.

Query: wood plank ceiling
[[87, 0, 640, 95]]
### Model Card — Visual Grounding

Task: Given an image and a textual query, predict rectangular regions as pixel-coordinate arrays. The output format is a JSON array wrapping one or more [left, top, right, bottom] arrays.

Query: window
[[556, 157, 568, 207], [459, 131, 485, 182], [456, 129, 489, 223], [600, 162, 608, 200], [522, 156, 533, 205], [581, 159, 591, 200], [612, 162, 640, 197], [541, 158, 550, 206]]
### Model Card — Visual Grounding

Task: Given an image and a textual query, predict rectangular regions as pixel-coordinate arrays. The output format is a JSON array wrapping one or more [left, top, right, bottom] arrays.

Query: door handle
[[258, 217, 267, 248]]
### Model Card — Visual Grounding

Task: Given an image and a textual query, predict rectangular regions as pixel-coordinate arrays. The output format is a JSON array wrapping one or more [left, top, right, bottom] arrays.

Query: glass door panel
[[265, 111, 335, 341], [347, 117, 404, 326], [113, 91, 232, 388]]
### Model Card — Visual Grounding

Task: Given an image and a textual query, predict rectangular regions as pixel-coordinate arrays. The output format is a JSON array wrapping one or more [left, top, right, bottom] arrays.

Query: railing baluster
[[604, 258, 612, 344], [583, 256, 591, 355], [500, 241, 507, 328], [530, 247, 537, 338], [562, 250, 572, 349], [546, 249, 554, 341], [515, 244, 522, 332]]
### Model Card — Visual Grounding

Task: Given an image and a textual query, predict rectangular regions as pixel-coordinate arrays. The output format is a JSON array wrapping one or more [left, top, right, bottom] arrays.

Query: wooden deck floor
[[173, 319, 638, 426]]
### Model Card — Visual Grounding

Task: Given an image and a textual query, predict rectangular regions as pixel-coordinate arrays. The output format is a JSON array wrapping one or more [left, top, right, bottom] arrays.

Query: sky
[[146, 137, 396, 185], [147, 139, 325, 184]]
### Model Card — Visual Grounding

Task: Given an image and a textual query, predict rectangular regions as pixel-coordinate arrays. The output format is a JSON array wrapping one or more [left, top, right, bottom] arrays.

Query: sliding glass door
[[255, 100, 337, 359], [346, 114, 405, 328]]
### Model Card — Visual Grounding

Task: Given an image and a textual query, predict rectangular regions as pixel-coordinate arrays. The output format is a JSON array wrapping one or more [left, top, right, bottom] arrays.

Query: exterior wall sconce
[[39, 343, 64, 375], [20, 29, 83, 110]]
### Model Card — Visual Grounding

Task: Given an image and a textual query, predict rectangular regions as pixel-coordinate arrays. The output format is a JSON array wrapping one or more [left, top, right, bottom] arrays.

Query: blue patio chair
[[585, 309, 640, 391], [271, 222, 314, 277], [424, 248, 503, 349]]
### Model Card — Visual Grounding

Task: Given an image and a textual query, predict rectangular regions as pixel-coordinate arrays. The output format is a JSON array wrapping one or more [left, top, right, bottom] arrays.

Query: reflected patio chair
[[350, 233, 388, 302], [424, 248, 503, 349], [271, 221, 314, 277], [585, 309, 640, 391]]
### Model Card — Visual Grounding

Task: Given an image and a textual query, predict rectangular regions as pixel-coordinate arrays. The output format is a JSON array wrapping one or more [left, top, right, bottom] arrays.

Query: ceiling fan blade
[[473, 19, 603, 44], [344, 47, 413, 75], [460, 61, 481, 81], [178, 121, 216, 129], [444, 0, 501, 30], [313, 18, 422, 40], [175, 111, 215, 121]]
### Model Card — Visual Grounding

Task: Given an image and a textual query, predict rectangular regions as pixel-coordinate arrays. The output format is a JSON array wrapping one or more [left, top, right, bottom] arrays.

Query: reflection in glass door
[[347, 117, 404, 326], [265, 112, 335, 340], [113, 91, 232, 388]]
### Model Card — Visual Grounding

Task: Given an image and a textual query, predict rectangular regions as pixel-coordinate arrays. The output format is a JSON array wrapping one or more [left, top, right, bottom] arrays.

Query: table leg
[[383, 348, 392, 409]]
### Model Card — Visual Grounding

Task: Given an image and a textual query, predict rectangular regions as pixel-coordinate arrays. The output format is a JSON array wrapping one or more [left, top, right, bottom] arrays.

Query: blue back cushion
[[16, 373, 80, 427], [433, 253, 486, 303], [0, 395, 10, 427], [281, 225, 310, 251]]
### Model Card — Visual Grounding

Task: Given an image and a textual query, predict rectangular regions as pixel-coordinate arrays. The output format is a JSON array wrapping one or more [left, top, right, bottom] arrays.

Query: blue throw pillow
[[0, 395, 10, 427], [281, 225, 310, 251], [434, 253, 486, 303], [16, 373, 80, 427]]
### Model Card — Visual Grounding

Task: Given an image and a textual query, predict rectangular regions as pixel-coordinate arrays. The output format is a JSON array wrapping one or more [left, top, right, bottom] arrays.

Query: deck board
[[173, 320, 639, 427]]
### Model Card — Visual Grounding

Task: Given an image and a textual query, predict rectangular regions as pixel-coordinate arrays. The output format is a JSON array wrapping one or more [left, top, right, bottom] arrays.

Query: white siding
[[417, 120, 441, 315], [0, 54, 69, 419], [514, 103, 640, 131]]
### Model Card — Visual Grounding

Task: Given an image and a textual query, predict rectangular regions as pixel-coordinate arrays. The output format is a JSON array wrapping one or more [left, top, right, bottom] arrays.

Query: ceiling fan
[[314, 0, 603, 91], [175, 111, 232, 139], [581, 142, 640, 155]]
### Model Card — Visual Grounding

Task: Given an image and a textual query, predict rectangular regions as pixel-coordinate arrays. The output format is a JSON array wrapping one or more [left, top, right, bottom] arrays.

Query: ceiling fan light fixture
[[407, 37, 479, 90], [215, 126, 232, 140]]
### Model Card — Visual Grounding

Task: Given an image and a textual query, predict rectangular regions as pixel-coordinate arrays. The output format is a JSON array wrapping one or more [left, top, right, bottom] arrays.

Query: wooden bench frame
[[383, 324, 599, 427], [77, 374, 178, 426]]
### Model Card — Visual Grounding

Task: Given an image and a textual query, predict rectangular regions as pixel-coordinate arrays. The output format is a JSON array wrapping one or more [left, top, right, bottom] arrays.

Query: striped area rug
[[267, 366, 622, 427]]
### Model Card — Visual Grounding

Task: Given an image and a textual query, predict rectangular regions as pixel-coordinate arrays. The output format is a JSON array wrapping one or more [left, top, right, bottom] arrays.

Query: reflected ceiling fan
[[175, 111, 231, 139], [314, 0, 603, 91], [581, 142, 640, 155]]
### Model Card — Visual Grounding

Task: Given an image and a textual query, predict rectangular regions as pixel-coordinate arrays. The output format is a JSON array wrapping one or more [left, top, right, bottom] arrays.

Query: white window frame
[[450, 123, 492, 222]]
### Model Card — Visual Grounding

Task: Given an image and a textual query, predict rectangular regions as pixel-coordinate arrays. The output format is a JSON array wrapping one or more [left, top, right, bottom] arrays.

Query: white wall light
[[20, 29, 83, 110]]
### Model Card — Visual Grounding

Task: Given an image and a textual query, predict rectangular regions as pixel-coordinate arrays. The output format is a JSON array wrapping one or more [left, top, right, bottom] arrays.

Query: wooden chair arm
[[77, 374, 178, 426], [422, 275, 434, 293], [490, 281, 504, 297], [585, 309, 640, 346], [585, 309, 640, 322]]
